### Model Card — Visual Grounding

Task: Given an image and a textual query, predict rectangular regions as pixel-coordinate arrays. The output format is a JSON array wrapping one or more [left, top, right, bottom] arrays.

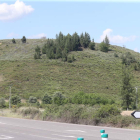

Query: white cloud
[[0, 0, 34, 21], [7, 32, 19, 38], [28, 33, 47, 39], [100, 29, 137, 44]]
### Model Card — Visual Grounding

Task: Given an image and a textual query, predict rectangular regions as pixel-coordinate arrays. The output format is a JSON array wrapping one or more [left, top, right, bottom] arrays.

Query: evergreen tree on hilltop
[[89, 39, 95, 50], [34, 45, 41, 59], [71, 32, 80, 51], [80, 33, 85, 48], [104, 35, 110, 45], [99, 36, 110, 52], [21, 36, 26, 43], [65, 33, 72, 52], [80, 32, 91, 48], [12, 38, 16, 44], [84, 32, 91, 48]]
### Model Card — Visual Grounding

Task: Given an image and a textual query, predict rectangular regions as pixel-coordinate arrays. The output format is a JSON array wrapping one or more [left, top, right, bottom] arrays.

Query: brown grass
[[121, 111, 134, 116]]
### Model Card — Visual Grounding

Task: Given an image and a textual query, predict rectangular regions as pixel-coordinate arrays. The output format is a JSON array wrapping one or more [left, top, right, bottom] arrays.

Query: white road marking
[[0, 122, 6, 124], [1, 129, 66, 140], [53, 134, 76, 138], [66, 130, 86, 133], [0, 135, 13, 139]]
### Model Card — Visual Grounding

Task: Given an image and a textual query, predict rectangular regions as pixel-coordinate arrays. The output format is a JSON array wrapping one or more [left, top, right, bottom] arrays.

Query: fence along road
[[0, 116, 139, 140]]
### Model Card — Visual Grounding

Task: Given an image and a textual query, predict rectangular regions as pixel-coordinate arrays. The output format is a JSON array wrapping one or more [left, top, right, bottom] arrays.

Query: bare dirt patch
[[121, 111, 134, 116]]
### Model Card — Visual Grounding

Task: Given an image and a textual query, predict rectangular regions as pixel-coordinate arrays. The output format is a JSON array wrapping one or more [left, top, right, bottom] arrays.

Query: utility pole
[[9, 86, 11, 109]]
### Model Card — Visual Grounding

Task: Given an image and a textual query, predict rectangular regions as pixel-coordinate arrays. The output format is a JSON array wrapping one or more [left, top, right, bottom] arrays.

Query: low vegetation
[[0, 32, 140, 128]]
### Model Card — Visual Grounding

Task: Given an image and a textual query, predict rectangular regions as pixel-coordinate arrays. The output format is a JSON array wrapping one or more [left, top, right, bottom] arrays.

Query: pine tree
[[104, 35, 110, 45], [12, 38, 16, 44], [89, 39, 95, 50], [34, 45, 41, 59], [80, 33, 85, 47], [121, 66, 135, 110], [72, 32, 80, 51], [21, 36, 26, 43], [99, 42, 109, 52], [84, 32, 91, 48]]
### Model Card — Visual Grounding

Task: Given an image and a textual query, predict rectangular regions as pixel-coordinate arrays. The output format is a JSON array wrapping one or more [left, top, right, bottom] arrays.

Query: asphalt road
[[0, 116, 139, 140]]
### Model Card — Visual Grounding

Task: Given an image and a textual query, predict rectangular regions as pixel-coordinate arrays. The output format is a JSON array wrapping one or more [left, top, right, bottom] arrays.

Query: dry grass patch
[[121, 111, 134, 116]]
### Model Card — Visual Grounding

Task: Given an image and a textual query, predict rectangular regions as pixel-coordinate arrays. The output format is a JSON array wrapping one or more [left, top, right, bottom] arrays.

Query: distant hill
[[0, 39, 140, 102]]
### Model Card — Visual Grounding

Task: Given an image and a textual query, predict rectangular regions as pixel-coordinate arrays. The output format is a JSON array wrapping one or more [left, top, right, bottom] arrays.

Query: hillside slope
[[0, 39, 140, 101]]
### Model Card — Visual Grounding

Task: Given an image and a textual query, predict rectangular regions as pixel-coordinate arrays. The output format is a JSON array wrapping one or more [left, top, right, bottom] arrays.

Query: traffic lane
[[0, 123, 100, 140], [0, 128, 67, 140], [0, 117, 140, 140], [0, 122, 138, 140], [0, 127, 119, 140]]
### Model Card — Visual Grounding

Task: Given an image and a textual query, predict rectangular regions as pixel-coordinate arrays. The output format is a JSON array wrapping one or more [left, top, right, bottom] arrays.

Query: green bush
[[12, 38, 16, 44], [89, 42, 95, 50], [67, 57, 72, 63], [11, 95, 21, 105], [95, 104, 120, 118], [99, 42, 109, 52], [53, 92, 65, 105], [18, 107, 41, 119], [70, 92, 114, 106], [121, 52, 136, 66], [114, 53, 118, 57], [42, 94, 52, 104], [102, 115, 140, 128], [21, 36, 26, 43], [0, 98, 5, 108], [29, 96, 37, 104]]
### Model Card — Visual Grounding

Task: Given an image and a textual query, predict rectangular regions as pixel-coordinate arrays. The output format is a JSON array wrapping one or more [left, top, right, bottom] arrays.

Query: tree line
[[12, 36, 26, 44], [34, 32, 110, 61], [34, 32, 95, 61]]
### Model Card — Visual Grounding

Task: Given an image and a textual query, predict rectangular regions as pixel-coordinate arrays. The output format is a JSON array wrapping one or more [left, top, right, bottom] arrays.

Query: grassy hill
[[0, 39, 140, 102]]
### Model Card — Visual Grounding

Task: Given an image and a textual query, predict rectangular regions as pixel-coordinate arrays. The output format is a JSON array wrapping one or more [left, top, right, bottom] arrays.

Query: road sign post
[[131, 111, 140, 119]]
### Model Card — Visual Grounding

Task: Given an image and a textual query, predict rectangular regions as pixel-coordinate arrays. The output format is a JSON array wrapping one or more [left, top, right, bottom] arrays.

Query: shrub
[[0, 98, 5, 108], [67, 57, 72, 63], [53, 92, 65, 105], [121, 52, 136, 66], [71, 92, 114, 106], [18, 107, 41, 119], [34, 46, 41, 59], [114, 53, 118, 57], [42, 94, 52, 104], [89, 42, 95, 50], [11, 95, 21, 105], [21, 36, 26, 43], [95, 104, 120, 118], [71, 55, 75, 62], [12, 38, 16, 44], [29, 96, 37, 104], [99, 42, 109, 52]]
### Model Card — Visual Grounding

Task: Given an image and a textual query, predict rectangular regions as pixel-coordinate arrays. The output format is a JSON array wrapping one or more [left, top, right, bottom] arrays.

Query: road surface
[[0, 116, 139, 140]]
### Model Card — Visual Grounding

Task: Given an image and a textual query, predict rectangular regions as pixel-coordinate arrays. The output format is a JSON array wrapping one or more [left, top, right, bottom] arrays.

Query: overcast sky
[[0, 0, 140, 52]]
